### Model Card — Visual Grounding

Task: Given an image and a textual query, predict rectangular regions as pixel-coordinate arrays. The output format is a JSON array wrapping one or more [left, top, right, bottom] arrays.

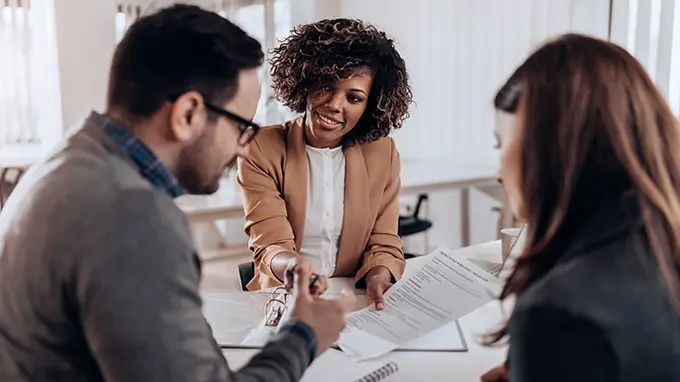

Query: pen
[[284, 272, 319, 293], [309, 274, 318, 290]]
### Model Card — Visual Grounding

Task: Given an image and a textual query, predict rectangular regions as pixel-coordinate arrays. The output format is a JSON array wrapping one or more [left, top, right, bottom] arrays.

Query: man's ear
[[168, 91, 207, 143]]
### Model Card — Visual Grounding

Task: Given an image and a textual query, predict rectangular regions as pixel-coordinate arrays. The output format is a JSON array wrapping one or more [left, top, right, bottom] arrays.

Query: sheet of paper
[[337, 326, 399, 359], [337, 245, 499, 359], [398, 320, 466, 351]]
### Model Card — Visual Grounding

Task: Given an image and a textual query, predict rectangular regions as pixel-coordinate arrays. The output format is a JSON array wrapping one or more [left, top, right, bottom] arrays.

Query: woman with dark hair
[[237, 19, 412, 309], [482, 34, 680, 381]]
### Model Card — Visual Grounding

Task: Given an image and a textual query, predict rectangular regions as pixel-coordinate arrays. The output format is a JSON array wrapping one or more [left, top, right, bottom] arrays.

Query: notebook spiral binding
[[354, 362, 399, 382]]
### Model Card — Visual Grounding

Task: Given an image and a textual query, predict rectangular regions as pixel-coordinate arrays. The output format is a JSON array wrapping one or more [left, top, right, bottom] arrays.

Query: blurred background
[[0, 0, 675, 276]]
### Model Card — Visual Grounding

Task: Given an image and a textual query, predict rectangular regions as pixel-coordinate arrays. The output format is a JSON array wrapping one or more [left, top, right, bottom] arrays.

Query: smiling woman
[[269, 18, 412, 147], [237, 18, 413, 310]]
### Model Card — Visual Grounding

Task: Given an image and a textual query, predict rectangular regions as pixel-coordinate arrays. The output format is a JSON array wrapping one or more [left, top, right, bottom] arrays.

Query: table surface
[[176, 159, 497, 218], [214, 240, 510, 382], [0, 153, 41, 169]]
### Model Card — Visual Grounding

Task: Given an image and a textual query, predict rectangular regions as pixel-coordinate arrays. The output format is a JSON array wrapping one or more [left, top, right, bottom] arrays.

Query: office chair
[[237, 261, 255, 291], [398, 194, 433, 259]]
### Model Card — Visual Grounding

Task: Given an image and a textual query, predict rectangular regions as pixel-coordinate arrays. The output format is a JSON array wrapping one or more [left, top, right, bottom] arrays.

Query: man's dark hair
[[107, 4, 264, 119]]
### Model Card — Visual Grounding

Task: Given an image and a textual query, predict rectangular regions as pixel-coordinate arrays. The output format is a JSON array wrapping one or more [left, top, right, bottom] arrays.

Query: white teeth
[[318, 112, 341, 125]]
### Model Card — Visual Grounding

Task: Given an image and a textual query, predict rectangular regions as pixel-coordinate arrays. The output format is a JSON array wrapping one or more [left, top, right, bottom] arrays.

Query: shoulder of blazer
[[249, 118, 302, 161], [252, 121, 288, 148], [359, 136, 398, 161]]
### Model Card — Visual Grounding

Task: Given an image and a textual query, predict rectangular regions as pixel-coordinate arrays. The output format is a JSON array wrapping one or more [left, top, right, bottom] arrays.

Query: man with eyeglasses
[[0, 5, 351, 382]]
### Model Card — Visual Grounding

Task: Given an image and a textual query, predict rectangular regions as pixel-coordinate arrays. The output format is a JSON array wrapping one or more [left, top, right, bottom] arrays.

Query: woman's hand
[[365, 266, 393, 310], [480, 364, 508, 382], [307, 272, 329, 297], [282, 257, 328, 297]]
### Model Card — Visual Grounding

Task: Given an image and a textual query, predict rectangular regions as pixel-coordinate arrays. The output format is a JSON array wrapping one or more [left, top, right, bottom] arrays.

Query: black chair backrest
[[237, 262, 255, 291], [412, 194, 429, 218]]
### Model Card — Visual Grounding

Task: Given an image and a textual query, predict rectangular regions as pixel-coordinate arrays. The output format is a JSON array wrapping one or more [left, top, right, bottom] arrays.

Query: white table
[[176, 160, 498, 246], [212, 240, 509, 381], [0, 152, 41, 169]]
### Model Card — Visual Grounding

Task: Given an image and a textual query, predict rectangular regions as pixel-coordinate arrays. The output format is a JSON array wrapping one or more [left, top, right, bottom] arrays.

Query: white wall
[[610, 0, 680, 116], [340, 0, 610, 165], [53, 0, 117, 130], [290, 0, 340, 25]]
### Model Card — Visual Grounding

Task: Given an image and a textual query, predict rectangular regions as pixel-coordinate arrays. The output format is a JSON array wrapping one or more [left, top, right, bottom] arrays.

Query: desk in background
[[0, 152, 41, 170], [176, 160, 498, 256], [174, 181, 245, 259], [206, 240, 508, 382], [400, 160, 497, 247]]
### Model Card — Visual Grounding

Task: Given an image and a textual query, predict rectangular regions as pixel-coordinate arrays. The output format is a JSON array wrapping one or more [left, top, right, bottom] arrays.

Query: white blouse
[[299, 145, 346, 277]]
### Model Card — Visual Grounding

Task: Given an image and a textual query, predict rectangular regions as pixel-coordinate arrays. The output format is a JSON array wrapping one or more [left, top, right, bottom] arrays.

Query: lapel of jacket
[[283, 118, 308, 253], [336, 143, 370, 275]]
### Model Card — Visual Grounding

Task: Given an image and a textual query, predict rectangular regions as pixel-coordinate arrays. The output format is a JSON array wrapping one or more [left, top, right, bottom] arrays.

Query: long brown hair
[[487, 34, 680, 344]]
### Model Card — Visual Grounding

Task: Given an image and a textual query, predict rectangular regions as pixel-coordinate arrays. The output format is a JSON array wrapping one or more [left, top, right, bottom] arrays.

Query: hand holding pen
[[309, 274, 319, 290], [283, 258, 328, 297]]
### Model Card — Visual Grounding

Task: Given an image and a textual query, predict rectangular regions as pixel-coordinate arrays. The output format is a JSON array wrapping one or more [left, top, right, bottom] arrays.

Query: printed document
[[337, 245, 500, 359]]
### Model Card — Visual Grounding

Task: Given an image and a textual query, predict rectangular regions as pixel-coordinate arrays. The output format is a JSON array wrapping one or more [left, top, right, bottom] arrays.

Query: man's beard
[[225, 157, 238, 174], [176, 130, 221, 195]]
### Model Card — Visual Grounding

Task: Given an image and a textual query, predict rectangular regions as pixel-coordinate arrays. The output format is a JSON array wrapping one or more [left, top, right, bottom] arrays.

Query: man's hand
[[289, 260, 355, 355], [481, 364, 509, 382], [283, 258, 328, 297], [365, 266, 393, 310]]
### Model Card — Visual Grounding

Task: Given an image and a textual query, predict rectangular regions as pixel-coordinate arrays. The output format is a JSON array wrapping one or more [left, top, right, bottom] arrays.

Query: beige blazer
[[237, 117, 405, 290]]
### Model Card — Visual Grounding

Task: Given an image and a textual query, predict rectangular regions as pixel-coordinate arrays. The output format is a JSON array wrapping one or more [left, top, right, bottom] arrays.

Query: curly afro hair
[[269, 18, 413, 146]]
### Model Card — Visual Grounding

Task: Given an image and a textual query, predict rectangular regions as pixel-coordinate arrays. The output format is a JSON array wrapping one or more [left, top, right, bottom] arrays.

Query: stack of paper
[[337, 245, 501, 360]]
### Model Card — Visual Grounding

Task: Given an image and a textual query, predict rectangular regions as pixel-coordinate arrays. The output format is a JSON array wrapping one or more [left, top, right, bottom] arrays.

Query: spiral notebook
[[301, 349, 423, 382]]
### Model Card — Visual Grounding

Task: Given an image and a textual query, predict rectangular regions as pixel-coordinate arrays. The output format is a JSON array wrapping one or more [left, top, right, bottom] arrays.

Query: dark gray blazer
[[509, 201, 680, 382], [0, 114, 313, 382]]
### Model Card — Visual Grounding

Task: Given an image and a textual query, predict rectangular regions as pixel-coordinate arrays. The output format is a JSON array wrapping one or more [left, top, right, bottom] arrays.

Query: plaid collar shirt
[[90, 111, 183, 198]]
